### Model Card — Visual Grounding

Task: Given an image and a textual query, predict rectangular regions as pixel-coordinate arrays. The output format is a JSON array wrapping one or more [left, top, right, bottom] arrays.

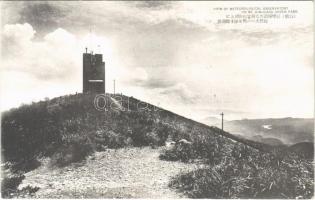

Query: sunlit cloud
[[1, 1, 313, 120]]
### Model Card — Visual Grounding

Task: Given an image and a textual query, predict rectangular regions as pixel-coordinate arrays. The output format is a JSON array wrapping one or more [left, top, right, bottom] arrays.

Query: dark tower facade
[[83, 49, 105, 93]]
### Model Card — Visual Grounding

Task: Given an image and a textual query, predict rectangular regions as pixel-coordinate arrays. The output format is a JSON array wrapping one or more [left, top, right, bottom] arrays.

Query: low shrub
[[103, 130, 129, 148], [16, 185, 40, 198], [145, 132, 161, 147], [169, 143, 314, 199], [10, 159, 41, 174], [49, 136, 93, 167], [160, 142, 195, 162], [160, 134, 230, 164], [1, 173, 25, 198], [170, 167, 249, 198]]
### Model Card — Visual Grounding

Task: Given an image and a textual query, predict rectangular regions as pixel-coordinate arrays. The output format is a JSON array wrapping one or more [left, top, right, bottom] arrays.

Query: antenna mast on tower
[[89, 27, 92, 52]]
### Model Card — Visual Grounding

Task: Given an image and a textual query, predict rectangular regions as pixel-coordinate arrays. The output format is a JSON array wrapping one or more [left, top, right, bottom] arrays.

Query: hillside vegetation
[[1, 93, 269, 168], [1, 93, 314, 198]]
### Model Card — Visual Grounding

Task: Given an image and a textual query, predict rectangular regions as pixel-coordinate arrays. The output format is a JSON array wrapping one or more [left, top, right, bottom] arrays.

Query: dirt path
[[19, 147, 198, 198]]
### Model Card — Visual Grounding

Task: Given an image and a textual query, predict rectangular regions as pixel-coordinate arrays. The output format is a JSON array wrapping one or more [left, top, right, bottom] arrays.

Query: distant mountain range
[[200, 117, 314, 146]]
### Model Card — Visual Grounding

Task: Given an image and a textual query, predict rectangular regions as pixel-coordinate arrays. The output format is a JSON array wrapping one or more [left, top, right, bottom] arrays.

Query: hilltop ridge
[[1, 93, 313, 198], [1, 92, 272, 165]]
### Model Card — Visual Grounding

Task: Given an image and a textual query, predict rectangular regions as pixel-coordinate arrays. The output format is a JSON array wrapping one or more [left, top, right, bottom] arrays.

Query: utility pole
[[113, 79, 116, 96], [104, 61, 106, 95], [220, 112, 224, 131]]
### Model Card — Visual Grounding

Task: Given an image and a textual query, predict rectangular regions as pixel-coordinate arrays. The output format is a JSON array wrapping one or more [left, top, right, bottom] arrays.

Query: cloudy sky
[[0, 1, 313, 120]]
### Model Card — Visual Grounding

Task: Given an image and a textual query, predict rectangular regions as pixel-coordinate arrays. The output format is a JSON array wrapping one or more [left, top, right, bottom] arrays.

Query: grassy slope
[[1, 93, 271, 165], [1, 93, 313, 198]]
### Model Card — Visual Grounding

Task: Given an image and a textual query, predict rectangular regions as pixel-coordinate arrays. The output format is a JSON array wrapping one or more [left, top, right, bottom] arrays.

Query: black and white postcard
[[1, 1, 314, 199]]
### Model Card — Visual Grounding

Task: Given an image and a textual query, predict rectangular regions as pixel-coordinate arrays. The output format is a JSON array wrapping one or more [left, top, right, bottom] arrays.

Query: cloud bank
[[1, 1, 313, 120]]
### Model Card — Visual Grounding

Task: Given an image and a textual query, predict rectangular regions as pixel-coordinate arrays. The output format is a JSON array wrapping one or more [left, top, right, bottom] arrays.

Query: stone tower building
[[83, 48, 105, 93]]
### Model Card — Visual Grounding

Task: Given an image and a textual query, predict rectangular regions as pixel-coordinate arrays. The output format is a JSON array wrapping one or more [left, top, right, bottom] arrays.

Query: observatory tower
[[83, 48, 105, 93]]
